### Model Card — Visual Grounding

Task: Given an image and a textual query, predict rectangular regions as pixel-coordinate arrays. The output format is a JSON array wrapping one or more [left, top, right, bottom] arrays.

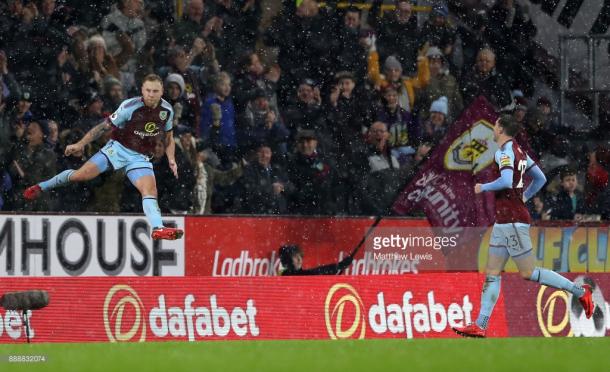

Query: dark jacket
[[264, 8, 337, 87], [54, 153, 92, 212], [287, 151, 336, 215], [11, 143, 57, 211], [547, 190, 585, 220], [281, 261, 349, 276], [241, 162, 293, 214], [368, 0, 420, 74], [460, 68, 512, 109], [232, 72, 278, 115]]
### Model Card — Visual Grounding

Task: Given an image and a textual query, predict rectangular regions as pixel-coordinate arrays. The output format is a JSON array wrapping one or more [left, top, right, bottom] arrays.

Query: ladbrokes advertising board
[[185, 216, 432, 276], [0, 273, 506, 343]]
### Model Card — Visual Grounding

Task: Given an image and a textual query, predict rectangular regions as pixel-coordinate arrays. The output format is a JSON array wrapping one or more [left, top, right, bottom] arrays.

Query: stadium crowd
[[0, 0, 609, 219]]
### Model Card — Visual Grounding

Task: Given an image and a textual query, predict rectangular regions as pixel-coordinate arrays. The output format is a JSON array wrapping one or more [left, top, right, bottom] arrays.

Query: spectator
[[0, 49, 22, 103], [2, 1, 40, 85], [485, 0, 536, 93], [67, 0, 114, 28], [192, 148, 243, 214], [121, 137, 194, 214], [86, 131, 124, 213], [164, 73, 197, 133], [513, 96, 528, 126], [375, 86, 420, 163], [420, 3, 457, 63], [200, 72, 237, 164], [239, 89, 290, 158], [264, 0, 336, 105], [452, 0, 489, 76], [101, 76, 124, 114], [74, 90, 104, 132], [358, 121, 425, 215], [82, 35, 126, 91], [423, 96, 450, 146], [9, 89, 33, 126], [47, 119, 60, 154], [172, 0, 215, 48], [287, 130, 336, 215], [368, 0, 420, 74], [417, 46, 463, 122], [326, 71, 372, 154], [45, 45, 83, 124], [100, 0, 146, 90], [10, 120, 57, 211], [546, 168, 584, 221], [366, 41, 429, 113], [232, 51, 280, 116], [211, 0, 263, 69], [364, 121, 400, 171], [333, 6, 368, 82], [536, 96, 553, 116], [460, 48, 512, 109], [278, 244, 353, 275], [0, 82, 13, 209], [584, 147, 608, 213], [522, 110, 549, 160], [538, 135, 571, 187], [176, 127, 199, 175], [241, 144, 293, 214], [159, 40, 219, 116], [596, 146, 610, 220], [528, 195, 550, 221], [326, 71, 373, 213], [54, 128, 92, 212], [282, 78, 326, 144], [0, 83, 12, 170]]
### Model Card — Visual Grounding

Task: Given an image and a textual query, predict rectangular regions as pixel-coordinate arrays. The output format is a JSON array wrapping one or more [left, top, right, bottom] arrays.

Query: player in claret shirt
[[24, 74, 183, 240], [452, 114, 593, 338]]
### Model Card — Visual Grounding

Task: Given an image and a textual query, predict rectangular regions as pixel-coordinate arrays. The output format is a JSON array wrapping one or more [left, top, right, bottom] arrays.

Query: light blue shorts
[[100, 140, 152, 172], [489, 222, 533, 258]]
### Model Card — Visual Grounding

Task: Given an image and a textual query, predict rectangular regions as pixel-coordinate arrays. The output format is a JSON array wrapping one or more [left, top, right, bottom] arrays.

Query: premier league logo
[[159, 111, 168, 121]]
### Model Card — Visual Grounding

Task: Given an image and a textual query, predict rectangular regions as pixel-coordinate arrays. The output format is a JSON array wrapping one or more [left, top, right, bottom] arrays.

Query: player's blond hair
[[142, 74, 163, 86]]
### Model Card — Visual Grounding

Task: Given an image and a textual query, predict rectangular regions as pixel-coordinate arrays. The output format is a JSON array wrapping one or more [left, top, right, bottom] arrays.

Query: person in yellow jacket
[[367, 36, 430, 113]]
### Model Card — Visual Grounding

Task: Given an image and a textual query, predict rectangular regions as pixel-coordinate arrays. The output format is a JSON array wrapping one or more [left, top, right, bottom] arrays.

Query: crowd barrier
[[1, 273, 609, 343]]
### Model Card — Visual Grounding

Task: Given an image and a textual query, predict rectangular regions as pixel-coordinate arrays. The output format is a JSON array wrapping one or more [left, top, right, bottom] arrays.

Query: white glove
[[366, 35, 377, 52]]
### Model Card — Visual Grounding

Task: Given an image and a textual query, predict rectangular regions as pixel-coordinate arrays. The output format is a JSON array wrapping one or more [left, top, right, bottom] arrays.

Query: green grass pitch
[[2, 338, 610, 372]]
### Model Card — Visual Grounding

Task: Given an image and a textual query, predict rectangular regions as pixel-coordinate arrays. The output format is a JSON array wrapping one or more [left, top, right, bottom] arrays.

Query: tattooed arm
[[65, 119, 113, 156]]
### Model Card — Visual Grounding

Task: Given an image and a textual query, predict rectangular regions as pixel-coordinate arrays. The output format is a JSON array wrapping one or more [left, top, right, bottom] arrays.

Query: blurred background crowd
[[1, 0, 609, 220]]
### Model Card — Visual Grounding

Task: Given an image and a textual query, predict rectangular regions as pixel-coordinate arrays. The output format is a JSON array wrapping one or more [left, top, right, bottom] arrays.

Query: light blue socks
[[475, 275, 501, 330], [142, 196, 163, 229], [39, 169, 75, 191], [530, 267, 585, 297]]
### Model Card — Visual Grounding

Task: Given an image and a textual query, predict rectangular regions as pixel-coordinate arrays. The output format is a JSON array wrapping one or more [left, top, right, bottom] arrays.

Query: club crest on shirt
[[159, 111, 168, 121]]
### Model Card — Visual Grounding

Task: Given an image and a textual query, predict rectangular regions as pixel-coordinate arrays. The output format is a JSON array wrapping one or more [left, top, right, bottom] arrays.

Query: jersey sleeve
[[525, 154, 535, 170], [495, 148, 515, 171], [109, 99, 133, 128], [164, 107, 174, 132]]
